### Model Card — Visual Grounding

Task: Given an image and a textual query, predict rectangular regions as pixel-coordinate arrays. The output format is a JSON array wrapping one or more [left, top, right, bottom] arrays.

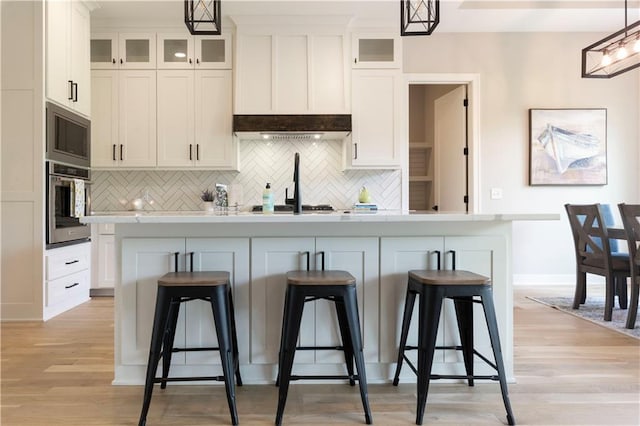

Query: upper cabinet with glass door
[[352, 34, 401, 69], [91, 33, 156, 69], [157, 33, 232, 69]]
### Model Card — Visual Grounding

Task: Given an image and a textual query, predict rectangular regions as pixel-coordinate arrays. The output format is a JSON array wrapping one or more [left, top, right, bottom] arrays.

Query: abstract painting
[[529, 108, 607, 185]]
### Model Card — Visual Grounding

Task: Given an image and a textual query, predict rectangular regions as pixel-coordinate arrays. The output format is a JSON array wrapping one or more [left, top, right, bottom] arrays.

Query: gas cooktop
[[251, 204, 335, 212]]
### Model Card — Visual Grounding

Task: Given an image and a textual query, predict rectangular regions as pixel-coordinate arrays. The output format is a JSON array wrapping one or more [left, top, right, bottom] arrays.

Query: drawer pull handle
[[65, 260, 80, 265], [65, 283, 80, 289]]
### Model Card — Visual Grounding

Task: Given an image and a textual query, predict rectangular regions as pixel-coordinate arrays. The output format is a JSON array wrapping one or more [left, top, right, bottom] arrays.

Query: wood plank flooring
[[2, 285, 639, 425]]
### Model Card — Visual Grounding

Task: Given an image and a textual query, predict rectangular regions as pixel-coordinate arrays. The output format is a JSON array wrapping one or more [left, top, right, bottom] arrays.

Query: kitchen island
[[82, 211, 557, 385]]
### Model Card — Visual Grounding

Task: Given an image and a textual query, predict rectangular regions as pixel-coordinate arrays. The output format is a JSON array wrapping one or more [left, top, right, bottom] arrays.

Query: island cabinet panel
[[250, 237, 379, 366], [379, 236, 508, 377], [120, 238, 250, 367]]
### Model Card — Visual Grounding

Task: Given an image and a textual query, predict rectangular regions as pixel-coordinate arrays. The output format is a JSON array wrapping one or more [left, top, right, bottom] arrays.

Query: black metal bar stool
[[392, 269, 515, 426], [275, 269, 372, 426], [138, 265, 242, 426]]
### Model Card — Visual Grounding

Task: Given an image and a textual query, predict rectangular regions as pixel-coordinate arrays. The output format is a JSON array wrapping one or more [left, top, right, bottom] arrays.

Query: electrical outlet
[[490, 188, 503, 200]]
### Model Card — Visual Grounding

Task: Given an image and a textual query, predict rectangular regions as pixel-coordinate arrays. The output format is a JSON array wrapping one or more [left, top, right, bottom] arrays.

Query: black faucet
[[285, 152, 302, 214]]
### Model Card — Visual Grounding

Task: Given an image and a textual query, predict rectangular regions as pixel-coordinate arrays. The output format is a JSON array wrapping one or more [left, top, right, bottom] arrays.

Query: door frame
[[402, 73, 481, 213]]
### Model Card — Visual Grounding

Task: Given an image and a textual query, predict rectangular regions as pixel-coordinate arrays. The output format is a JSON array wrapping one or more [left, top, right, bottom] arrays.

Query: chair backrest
[[600, 204, 619, 252], [618, 203, 640, 278], [565, 203, 612, 270]]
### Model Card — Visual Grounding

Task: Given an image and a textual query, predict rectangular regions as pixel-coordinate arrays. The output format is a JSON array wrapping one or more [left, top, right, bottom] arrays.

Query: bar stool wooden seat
[[392, 269, 515, 426], [138, 270, 242, 426], [275, 270, 372, 426]]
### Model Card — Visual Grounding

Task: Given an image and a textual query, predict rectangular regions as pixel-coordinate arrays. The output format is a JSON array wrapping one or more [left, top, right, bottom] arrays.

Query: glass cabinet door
[[118, 33, 156, 69], [90, 33, 118, 69], [195, 35, 232, 69], [352, 34, 401, 69], [157, 34, 194, 69]]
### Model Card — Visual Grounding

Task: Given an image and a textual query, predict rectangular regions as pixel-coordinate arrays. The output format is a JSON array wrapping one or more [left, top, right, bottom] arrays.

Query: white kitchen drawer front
[[46, 269, 90, 307], [47, 243, 90, 280]]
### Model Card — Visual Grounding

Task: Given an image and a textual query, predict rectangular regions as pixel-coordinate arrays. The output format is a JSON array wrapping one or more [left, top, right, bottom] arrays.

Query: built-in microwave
[[46, 102, 90, 168]]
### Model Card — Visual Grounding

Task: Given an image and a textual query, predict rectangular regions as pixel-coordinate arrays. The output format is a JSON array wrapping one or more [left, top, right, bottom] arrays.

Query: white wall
[[404, 32, 640, 283]]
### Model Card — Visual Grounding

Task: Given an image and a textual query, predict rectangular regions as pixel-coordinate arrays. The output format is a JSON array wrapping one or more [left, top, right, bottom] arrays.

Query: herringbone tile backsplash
[[91, 140, 402, 212]]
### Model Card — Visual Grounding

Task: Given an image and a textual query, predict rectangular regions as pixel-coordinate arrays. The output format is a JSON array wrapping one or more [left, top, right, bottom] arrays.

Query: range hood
[[233, 114, 351, 141]]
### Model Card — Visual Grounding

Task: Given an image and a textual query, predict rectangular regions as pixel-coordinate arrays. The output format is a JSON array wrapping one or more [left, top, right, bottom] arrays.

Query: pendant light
[[401, 0, 440, 36], [582, 0, 640, 78], [184, 0, 221, 35]]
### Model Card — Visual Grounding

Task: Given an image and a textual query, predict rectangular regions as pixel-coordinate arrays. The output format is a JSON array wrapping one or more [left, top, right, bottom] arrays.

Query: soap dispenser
[[262, 183, 274, 214]]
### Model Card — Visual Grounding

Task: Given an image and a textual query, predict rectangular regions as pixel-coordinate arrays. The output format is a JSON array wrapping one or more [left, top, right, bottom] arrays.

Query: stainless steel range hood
[[233, 114, 351, 140]]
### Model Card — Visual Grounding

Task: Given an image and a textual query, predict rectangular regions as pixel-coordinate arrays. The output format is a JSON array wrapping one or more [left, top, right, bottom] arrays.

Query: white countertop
[[82, 210, 559, 224]]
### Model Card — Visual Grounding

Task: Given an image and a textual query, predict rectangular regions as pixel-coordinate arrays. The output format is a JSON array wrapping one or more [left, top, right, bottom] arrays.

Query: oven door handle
[[51, 175, 91, 184]]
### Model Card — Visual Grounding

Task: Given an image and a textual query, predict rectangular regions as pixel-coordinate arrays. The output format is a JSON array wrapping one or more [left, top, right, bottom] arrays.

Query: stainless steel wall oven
[[46, 161, 91, 247]]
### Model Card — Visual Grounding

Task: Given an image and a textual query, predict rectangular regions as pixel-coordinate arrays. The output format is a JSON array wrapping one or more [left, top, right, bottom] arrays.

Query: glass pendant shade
[[184, 0, 221, 35]]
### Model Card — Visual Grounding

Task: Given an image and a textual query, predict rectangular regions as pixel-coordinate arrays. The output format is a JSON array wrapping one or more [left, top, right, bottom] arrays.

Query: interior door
[[434, 85, 468, 212]]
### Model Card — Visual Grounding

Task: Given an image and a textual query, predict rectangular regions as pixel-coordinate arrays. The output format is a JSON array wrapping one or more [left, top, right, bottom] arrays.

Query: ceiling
[[90, 0, 640, 33]]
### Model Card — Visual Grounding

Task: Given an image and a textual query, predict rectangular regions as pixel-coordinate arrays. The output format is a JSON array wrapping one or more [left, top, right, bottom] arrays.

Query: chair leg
[[138, 287, 170, 426], [616, 276, 628, 310], [479, 288, 516, 426], [415, 286, 443, 426], [275, 287, 305, 426], [342, 286, 372, 425], [227, 288, 243, 386], [160, 297, 180, 389], [604, 274, 615, 321], [453, 296, 475, 387], [573, 271, 587, 309], [335, 298, 356, 386], [210, 286, 239, 426], [393, 282, 418, 386], [275, 286, 292, 388], [626, 277, 639, 329]]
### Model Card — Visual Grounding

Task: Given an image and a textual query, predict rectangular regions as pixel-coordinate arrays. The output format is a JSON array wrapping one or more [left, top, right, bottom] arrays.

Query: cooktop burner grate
[[251, 204, 335, 212]]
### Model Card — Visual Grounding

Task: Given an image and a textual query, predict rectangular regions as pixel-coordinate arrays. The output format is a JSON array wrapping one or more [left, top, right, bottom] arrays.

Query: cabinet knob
[[112, 58, 116, 64], [189, 58, 192, 64], [120, 58, 123, 64], [196, 58, 200, 65]]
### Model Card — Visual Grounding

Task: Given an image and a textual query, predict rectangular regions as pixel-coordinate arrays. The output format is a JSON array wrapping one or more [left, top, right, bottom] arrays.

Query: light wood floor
[[2, 285, 639, 426]]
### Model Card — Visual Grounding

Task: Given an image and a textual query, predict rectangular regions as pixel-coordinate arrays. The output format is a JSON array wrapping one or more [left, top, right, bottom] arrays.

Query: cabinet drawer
[[46, 269, 90, 307], [47, 243, 90, 280]]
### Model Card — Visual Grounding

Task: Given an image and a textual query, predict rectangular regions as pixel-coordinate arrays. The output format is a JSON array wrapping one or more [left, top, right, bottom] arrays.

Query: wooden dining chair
[[565, 203, 630, 321], [618, 203, 640, 329]]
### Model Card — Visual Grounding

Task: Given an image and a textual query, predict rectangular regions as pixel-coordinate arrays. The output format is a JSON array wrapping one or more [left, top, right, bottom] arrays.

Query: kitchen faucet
[[284, 152, 302, 214]]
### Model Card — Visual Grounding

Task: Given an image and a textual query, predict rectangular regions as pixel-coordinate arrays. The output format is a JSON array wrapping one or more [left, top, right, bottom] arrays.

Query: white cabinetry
[[345, 69, 402, 169], [120, 238, 250, 367], [352, 34, 401, 69], [157, 69, 236, 169], [250, 237, 378, 367], [235, 33, 348, 114], [91, 70, 157, 168], [90, 33, 156, 69], [379, 236, 508, 377], [45, 242, 91, 320], [46, 0, 91, 116], [157, 33, 231, 69], [91, 223, 115, 294]]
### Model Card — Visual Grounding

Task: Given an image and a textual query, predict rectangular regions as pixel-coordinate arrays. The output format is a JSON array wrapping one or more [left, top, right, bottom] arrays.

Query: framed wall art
[[529, 108, 607, 185]]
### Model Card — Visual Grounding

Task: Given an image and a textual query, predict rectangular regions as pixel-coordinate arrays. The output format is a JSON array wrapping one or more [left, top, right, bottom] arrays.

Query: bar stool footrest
[[289, 374, 359, 381], [171, 346, 219, 353], [153, 375, 226, 383]]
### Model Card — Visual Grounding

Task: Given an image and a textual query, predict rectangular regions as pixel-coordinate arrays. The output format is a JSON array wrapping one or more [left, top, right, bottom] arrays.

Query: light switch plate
[[490, 188, 503, 200]]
